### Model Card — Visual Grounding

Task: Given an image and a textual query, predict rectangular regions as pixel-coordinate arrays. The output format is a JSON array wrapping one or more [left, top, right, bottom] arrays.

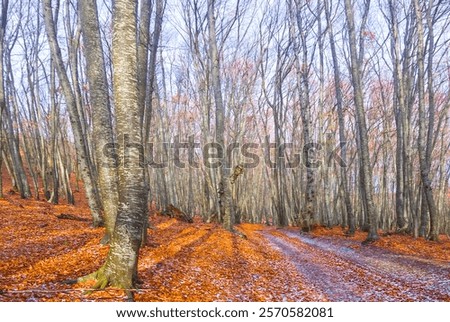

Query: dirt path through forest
[[261, 229, 450, 301]]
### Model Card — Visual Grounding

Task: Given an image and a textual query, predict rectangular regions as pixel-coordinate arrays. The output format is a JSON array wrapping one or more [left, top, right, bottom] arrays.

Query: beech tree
[[413, 0, 439, 241], [42, 0, 102, 226], [0, 0, 8, 198], [1, 0, 31, 199], [324, 0, 355, 235], [207, 0, 233, 231], [343, 0, 379, 242], [78, 0, 118, 244], [80, 0, 147, 295]]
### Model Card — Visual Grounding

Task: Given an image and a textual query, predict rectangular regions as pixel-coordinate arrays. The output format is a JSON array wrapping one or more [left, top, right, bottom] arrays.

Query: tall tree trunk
[[425, 0, 439, 241], [139, 0, 164, 247], [1, 0, 31, 199], [0, 0, 8, 199], [79, 0, 119, 244], [42, 0, 102, 226], [80, 0, 147, 297], [413, 0, 439, 241], [388, 0, 407, 232], [344, 0, 379, 242], [325, 0, 355, 235], [208, 0, 233, 231], [293, 1, 316, 232], [49, 60, 60, 204], [137, 2, 151, 242]]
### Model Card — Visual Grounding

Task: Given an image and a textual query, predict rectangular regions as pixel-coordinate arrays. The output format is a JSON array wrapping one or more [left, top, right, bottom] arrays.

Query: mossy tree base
[[78, 264, 135, 301], [362, 232, 380, 245]]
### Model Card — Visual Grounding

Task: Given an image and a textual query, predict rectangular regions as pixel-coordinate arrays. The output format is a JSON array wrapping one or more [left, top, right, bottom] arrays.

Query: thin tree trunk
[[424, 0, 439, 241], [388, 0, 407, 231], [208, 0, 233, 231], [79, 0, 119, 244], [0, 0, 8, 199], [42, 0, 102, 226], [413, 0, 439, 241], [325, 0, 355, 235], [1, 5, 31, 199], [344, 0, 379, 242]]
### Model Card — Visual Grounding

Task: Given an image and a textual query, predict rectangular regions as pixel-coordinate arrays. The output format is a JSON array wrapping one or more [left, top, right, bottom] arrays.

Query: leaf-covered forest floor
[[0, 177, 449, 302]]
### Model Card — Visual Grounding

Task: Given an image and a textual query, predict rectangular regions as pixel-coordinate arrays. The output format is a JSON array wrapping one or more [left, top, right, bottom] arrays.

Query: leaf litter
[[0, 186, 449, 301]]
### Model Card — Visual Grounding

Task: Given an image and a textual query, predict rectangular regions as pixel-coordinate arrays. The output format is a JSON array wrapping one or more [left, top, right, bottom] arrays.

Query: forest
[[0, 0, 449, 302]]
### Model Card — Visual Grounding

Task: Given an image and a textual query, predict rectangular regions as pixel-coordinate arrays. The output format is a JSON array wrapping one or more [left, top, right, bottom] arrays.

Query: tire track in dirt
[[261, 229, 450, 301], [283, 230, 450, 300]]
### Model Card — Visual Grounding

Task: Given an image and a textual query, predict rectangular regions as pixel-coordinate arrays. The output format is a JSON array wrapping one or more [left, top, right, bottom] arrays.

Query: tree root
[[61, 268, 109, 290], [89, 277, 109, 294], [344, 229, 355, 237], [100, 233, 111, 245], [61, 279, 78, 285], [77, 266, 108, 295], [396, 226, 409, 234], [73, 266, 135, 301], [362, 235, 380, 245], [232, 228, 247, 239], [56, 213, 90, 222], [301, 226, 312, 233]]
